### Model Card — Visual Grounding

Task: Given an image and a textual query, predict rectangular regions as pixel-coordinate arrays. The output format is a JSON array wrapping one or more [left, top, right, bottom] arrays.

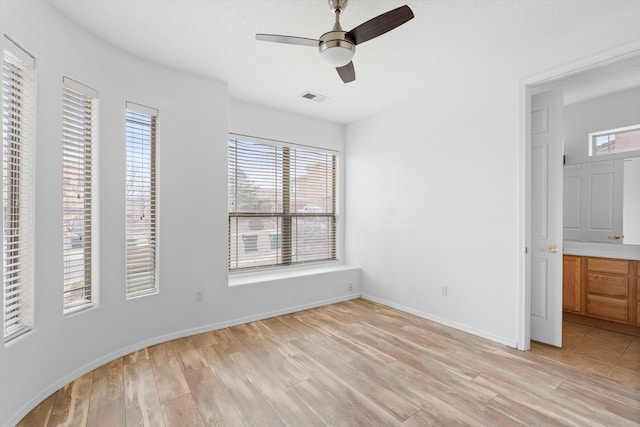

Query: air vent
[[300, 91, 329, 103]]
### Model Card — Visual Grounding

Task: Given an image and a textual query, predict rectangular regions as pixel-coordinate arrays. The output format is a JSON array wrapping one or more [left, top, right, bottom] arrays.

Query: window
[[62, 78, 98, 313], [126, 103, 158, 297], [589, 124, 640, 156], [2, 37, 34, 341], [228, 135, 336, 271]]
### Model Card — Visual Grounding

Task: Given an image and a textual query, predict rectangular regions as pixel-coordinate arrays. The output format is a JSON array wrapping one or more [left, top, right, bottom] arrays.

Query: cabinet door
[[563, 255, 581, 312], [637, 263, 640, 326]]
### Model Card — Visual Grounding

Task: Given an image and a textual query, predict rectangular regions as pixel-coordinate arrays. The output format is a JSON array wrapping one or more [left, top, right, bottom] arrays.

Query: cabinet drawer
[[587, 258, 628, 275], [586, 273, 628, 298], [586, 294, 628, 323]]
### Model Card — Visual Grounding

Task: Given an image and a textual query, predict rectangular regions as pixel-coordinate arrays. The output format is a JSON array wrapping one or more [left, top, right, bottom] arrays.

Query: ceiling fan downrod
[[320, 0, 355, 66]]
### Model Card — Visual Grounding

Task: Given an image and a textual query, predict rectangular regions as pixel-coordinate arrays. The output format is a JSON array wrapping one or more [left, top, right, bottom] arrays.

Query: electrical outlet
[[348, 283, 353, 292], [441, 285, 448, 296], [195, 291, 204, 302]]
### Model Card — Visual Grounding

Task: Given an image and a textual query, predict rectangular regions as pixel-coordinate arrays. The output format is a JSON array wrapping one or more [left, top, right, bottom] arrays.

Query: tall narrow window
[[228, 135, 336, 271], [2, 37, 34, 341], [126, 103, 158, 297], [62, 78, 98, 313]]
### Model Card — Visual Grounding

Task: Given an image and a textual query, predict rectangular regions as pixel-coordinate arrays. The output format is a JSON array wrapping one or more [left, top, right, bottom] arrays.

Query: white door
[[530, 90, 563, 347]]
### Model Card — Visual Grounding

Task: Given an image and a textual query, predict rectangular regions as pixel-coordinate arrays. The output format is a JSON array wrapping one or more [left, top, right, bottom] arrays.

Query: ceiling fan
[[256, 0, 414, 83]]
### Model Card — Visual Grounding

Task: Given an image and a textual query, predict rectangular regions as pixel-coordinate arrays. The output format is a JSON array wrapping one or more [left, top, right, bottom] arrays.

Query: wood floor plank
[[291, 337, 420, 422], [212, 359, 284, 426], [183, 367, 244, 427], [147, 341, 176, 363], [86, 358, 125, 427], [160, 393, 204, 427], [473, 373, 597, 426], [16, 392, 56, 427], [123, 359, 165, 427], [123, 348, 149, 366], [291, 379, 382, 426], [290, 351, 406, 425], [151, 357, 190, 403], [47, 371, 93, 427], [171, 337, 208, 373], [229, 351, 325, 426]]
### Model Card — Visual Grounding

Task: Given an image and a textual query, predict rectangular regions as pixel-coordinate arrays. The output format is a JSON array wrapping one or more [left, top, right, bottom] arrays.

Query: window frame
[[62, 77, 99, 314], [588, 124, 640, 157], [2, 36, 35, 342], [228, 134, 337, 273], [125, 102, 159, 298]]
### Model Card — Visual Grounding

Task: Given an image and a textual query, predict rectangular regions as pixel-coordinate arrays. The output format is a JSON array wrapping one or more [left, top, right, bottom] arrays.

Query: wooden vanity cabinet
[[585, 258, 629, 323], [562, 255, 581, 313], [562, 255, 639, 328]]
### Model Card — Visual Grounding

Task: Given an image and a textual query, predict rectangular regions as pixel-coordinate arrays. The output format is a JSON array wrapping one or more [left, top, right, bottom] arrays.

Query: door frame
[[517, 41, 640, 351]]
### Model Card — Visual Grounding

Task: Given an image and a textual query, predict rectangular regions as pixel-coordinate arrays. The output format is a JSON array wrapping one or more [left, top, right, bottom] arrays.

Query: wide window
[[62, 78, 98, 313], [228, 135, 336, 271], [589, 124, 640, 156], [126, 103, 158, 297], [2, 37, 34, 341]]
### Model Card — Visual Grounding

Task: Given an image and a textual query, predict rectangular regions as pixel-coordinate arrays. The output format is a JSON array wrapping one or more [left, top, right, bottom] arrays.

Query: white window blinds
[[228, 136, 336, 271], [2, 38, 34, 341], [62, 78, 98, 313], [126, 103, 158, 297]]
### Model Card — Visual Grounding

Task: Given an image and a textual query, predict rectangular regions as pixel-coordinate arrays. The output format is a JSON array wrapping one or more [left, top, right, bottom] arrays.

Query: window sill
[[64, 301, 95, 316], [228, 263, 358, 287]]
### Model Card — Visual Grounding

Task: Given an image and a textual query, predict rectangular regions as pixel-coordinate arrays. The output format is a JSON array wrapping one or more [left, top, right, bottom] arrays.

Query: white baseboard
[[7, 293, 362, 427], [362, 294, 518, 349]]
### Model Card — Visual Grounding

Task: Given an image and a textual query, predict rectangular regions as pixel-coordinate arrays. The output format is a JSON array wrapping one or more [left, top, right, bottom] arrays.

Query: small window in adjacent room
[[62, 77, 98, 313], [2, 37, 35, 341], [125, 102, 158, 297], [228, 135, 337, 272], [589, 124, 640, 156]]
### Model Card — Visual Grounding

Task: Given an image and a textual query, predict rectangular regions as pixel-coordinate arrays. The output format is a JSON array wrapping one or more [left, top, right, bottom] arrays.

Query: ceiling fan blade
[[336, 61, 355, 83], [256, 34, 319, 47], [345, 5, 414, 45]]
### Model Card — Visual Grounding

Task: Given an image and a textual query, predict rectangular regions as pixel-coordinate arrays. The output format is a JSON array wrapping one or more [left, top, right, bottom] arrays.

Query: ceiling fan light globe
[[320, 45, 354, 67]]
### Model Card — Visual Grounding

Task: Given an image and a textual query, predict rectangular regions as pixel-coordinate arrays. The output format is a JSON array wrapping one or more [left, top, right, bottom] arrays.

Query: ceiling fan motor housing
[[319, 31, 355, 67]]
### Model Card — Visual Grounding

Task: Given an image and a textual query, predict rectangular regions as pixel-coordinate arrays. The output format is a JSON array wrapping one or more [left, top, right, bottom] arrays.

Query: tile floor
[[530, 320, 640, 390]]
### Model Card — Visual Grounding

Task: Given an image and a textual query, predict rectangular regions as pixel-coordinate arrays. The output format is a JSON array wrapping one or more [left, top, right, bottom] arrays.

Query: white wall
[[345, 18, 640, 347], [0, 3, 357, 426], [345, 76, 523, 346], [564, 86, 640, 164]]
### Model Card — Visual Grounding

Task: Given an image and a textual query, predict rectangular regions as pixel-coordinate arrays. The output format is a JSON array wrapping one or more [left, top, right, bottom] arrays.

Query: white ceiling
[[46, 0, 640, 124]]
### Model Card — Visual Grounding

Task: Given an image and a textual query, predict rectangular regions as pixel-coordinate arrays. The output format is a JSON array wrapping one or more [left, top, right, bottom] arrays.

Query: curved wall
[[0, 2, 356, 426]]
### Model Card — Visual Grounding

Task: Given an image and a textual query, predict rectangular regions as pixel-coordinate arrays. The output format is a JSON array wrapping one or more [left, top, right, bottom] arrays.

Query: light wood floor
[[18, 299, 640, 426], [530, 319, 640, 389]]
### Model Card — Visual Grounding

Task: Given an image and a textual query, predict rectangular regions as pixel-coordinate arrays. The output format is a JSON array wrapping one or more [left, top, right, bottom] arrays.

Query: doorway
[[520, 45, 640, 351]]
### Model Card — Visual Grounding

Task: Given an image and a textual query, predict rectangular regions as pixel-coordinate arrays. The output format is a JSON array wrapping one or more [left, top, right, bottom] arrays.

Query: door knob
[[548, 245, 559, 253], [608, 234, 622, 240]]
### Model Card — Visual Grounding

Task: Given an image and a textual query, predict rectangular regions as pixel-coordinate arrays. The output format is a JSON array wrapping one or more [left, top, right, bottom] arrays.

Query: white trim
[[4, 294, 361, 427], [517, 41, 640, 351], [362, 294, 518, 349], [125, 101, 158, 117], [229, 262, 354, 286]]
